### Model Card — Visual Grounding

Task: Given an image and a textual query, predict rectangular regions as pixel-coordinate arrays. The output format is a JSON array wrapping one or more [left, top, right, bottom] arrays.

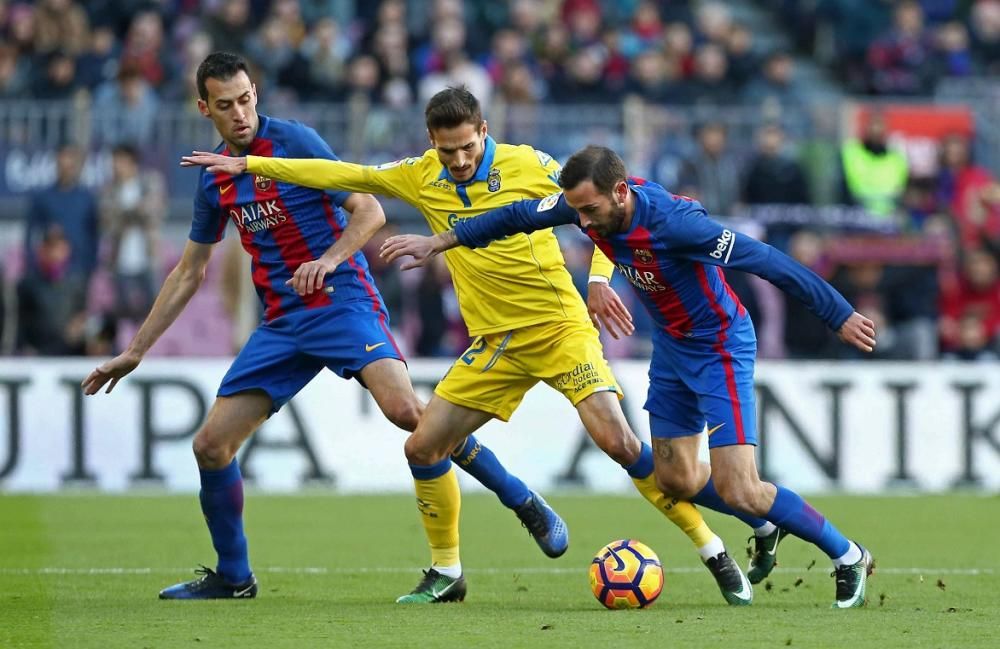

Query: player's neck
[[619, 188, 636, 233]]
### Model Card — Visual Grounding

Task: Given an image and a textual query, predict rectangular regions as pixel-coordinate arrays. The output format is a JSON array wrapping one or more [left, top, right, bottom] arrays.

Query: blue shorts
[[218, 302, 404, 414], [644, 315, 757, 448]]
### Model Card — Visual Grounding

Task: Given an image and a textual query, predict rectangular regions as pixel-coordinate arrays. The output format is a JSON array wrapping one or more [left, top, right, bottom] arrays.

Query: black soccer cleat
[[159, 566, 258, 600]]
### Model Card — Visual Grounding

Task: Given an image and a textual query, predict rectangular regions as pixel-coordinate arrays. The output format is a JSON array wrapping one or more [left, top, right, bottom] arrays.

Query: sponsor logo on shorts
[[554, 362, 607, 393]]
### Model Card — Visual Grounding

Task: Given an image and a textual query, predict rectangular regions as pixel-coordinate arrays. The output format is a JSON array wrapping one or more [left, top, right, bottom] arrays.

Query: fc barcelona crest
[[254, 175, 273, 192], [633, 248, 653, 264], [487, 168, 501, 192]]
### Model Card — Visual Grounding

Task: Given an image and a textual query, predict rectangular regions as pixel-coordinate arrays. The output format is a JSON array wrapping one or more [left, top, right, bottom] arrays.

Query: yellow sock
[[414, 466, 461, 567], [631, 474, 715, 549]]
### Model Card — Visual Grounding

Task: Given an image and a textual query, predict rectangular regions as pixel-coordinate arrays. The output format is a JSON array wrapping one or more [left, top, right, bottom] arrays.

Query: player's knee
[[403, 433, 448, 466], [192, 435, 234, 469]]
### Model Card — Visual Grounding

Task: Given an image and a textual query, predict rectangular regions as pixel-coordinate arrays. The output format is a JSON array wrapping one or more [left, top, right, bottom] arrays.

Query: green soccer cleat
[[705, 551, 753, 606], [832, 544, 875, 609], [747, 527, 789, 584], [395, 569, 467, 604]]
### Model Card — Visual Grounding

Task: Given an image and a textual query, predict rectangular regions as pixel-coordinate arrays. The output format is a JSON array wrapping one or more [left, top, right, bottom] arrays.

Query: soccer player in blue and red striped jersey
[[81, 52, 565, 600], [383, 145, 878, 608]]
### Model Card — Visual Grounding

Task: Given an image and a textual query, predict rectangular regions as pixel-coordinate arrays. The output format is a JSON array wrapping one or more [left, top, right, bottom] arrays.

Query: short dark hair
[[425, 86, 483, 132], [558, 146, 627, 196], [196, 52, 250, 101], [112, 142, 139, 161]]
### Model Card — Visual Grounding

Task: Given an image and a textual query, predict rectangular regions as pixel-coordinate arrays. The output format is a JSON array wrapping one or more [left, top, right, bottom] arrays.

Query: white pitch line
[[0, 567, 995, 576]]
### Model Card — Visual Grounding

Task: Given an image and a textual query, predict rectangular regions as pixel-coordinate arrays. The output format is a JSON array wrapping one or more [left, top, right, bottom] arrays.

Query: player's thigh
[[360, 357, 423, 432], [405, 394, 495, 464], [195, 390, 273, 467], [687, 333, 758, 449], [433, 332, 538, 422], [533, 319, 622, 406], [218, 319, 322, 415]]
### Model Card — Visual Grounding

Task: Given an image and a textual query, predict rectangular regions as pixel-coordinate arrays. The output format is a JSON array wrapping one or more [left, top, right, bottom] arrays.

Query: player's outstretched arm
[[287, 193, 386, 295], [837, 311, 877, 353], [587, 279, 635, 339], [81, 240, 213, 395]]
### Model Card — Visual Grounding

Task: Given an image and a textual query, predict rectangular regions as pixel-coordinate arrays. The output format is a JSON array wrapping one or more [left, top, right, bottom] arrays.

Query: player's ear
[[197, 99, 210, 118], [427, 128, 435, 147], [615, 180, 628, 206], [480, 120, 488, 138]]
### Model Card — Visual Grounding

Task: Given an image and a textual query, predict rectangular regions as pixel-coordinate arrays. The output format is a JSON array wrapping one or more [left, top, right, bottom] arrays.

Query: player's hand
[[837, 311, 877, 353], [380, 234, 439, 270], [588, 281, 634, 339], [180, 151, 248, 175], [81, 351, 142, 395], [288, 259, 336, 295]]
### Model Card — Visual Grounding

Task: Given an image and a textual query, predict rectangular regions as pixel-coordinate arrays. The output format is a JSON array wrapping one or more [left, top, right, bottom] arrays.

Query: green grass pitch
[[1, 493, 997, 649]]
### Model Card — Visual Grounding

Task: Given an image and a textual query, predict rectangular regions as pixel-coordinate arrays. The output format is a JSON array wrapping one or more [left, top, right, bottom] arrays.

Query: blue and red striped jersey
[[455, 177, 854, 340], [190, 114, 383, 322]]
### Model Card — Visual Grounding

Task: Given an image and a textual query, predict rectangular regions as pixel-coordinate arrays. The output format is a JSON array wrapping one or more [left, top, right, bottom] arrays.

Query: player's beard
[[591, 203, 627, 238]]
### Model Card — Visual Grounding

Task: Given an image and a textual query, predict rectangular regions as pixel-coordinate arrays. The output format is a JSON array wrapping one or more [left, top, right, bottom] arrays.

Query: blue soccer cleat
[[514, 492, 569, 558], [159, 566, 258, 600]]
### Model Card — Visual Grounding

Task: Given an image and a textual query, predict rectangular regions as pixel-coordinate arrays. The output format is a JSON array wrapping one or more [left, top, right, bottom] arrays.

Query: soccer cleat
[[158, 566, 258, 600], [705, 551, 754, 606], [747, 527, 789, 584], [513, 492, 569, 558], [395, 569, 467, 604], [832, 544, 875, 609]]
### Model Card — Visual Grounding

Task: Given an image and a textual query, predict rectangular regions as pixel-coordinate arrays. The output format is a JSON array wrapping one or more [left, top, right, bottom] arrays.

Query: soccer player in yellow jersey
[[182, 87, 774, 606]]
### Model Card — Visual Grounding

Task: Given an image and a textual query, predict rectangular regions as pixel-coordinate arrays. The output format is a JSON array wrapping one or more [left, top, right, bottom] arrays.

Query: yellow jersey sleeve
[[516, 148, 615, 281], [246, 155, 423, 204]]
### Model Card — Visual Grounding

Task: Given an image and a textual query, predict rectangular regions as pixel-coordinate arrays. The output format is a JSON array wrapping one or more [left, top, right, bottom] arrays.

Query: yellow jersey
[[246, 136, 613, 336]]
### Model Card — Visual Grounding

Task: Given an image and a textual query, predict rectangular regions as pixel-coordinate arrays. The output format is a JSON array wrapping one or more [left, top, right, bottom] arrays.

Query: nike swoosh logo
[[365, 342, 387, 352], [707, 423, 725, 436], [219, 183, 234, 195], [233, 583, 255, 597], [733, 571, 753, 602]]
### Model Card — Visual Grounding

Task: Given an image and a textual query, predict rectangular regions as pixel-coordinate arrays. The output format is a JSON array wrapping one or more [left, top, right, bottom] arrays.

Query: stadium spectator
[[934, 20, 974, 78], [782, 231, 840, 358], [935, 134, 1000, 250], [23, 143, 99, 283], [0, 44, 30, 99], [119, 11, 169, 90], [969, 0, 1000, 75], [867, 0, 935, 95], [839, 112, 909, 219], [297, 17, 351, 100], [99, 143, 166, 321], [743, 50, 801, 107], [34, 0, 90, 57], [16, 225, 89, 355], [32, 50, 79, 100], [677, 120, 742, 216], [75, 24, 119, 91], [205, 0, 252, 55], [724, 23, 757, 90], [91, 64, 159, 145], [742, 123, 811, 251], [939, 247, 1000, 354]]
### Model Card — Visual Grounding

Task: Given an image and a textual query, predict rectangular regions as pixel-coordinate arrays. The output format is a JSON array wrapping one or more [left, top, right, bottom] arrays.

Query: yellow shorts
[[434, 318, 622, 421]]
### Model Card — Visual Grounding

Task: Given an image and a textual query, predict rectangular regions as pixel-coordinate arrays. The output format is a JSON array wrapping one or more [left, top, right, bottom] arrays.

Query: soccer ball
[[589, 539, 664, 609]]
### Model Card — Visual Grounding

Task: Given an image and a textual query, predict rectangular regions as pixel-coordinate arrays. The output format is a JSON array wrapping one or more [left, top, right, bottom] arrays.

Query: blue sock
[[199, 459, 251, 583], [692, 477, 769, 529], [624, 442, 655, 479], [765, 486, 851, 559], [452, 435, 532, 508]]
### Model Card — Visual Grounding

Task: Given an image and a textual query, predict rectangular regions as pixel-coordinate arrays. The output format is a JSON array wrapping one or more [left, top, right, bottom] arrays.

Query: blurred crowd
[[1, 0, 999, 362], [1, 0, 997, 110]]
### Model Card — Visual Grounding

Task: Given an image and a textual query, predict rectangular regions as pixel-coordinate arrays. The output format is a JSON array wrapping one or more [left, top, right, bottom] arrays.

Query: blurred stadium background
[[0, 0, 999, 496]]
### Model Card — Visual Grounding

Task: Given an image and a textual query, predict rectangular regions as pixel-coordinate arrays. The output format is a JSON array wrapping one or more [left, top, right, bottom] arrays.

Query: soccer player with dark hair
[[82, 54, 563, 600], [183, 86, 775, 606], [382, 144, 877, 609]]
